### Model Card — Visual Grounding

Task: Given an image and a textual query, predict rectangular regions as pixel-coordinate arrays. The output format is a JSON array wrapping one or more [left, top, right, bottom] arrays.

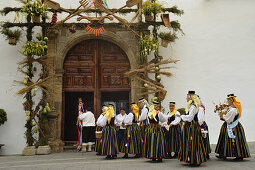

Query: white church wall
[[0, 0, 254, 154]]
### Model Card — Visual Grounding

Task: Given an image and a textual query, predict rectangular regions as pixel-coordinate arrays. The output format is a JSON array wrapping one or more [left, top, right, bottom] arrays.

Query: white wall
[[0, 0, 255, 154]]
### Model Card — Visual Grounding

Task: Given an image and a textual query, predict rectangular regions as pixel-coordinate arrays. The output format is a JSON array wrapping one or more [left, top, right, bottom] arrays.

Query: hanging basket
[[161, 39, 170, 48], [8, 38, 17, 45], [145, 15, 153, 22], [161, 13, 171, 27], [32, 16, 41, 23]]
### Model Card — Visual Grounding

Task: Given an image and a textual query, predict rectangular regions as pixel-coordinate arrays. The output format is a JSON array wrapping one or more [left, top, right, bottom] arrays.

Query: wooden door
[[63, 39, 130, 141]]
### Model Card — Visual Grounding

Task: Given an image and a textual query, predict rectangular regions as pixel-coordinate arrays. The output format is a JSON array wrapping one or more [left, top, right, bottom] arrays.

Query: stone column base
[[36, 145, 51, 155], [22, 146, 36, 156], [49, 139, 64, 153]]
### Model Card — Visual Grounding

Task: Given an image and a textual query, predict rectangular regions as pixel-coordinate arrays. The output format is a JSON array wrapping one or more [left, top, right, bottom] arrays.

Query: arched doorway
[[62, 39, 131, 142]]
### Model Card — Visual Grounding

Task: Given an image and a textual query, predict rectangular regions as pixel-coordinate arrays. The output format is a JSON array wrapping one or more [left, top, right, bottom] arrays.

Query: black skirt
[[82, 126, 96, 145]]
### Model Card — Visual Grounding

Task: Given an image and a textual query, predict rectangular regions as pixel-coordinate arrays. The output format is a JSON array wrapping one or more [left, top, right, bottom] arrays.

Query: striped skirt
[[100, 126, 119, 156], [167, 124, 181, 153], [215, 122, 250, 158], [178, 122, 207, 165], [142, 124, 167, 159], [95, 137, 102, 154], [201, 122, 211, 155], [120, 124, 142, 154]]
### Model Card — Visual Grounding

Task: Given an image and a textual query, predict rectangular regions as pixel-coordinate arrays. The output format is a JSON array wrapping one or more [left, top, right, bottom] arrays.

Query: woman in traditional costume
[[166, 102, 181, 159], [143, 101, 168, 162], [178, 91, 207, 166], [215, 94, 250, 160], [97, 104, 119, 159], [115, 107, 127, 152], [121, 103, 142, 158], [197, 96, 211, 159], [95, 105, 108, 155]]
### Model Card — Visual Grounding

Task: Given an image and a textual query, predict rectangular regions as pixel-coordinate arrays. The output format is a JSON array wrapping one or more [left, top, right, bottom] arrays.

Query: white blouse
[[139, 105, 149, 122], [223, 107, 238, 123], [124, 113, 134, 125], [181, 105, 197, 122], [115, 113, 127, 129], [198, 106, 205, 126], [96, 114, 107, 127], [167, 111, 181, 126]]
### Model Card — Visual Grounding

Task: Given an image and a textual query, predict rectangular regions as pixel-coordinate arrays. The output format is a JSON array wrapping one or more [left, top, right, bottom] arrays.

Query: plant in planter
[[142, 0, 162, 22], [22, 35, 48, 56], [142, 1, 152, 22], [137, 34, 159, 63], [158, 32, 178, 48], [0, 109, 7, 126], [21, 0, 47, 23], [0, 28, 22, 45]]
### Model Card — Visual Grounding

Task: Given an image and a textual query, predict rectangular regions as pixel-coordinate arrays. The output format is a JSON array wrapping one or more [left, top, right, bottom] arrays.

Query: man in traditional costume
[[97, 104, 119, 159], [143, 101, 168, 162], [166, 102, 181, 159], [95, 105, 108, 155], [120, 103, 142, 158], [115, 107, 127, 152], [78, 107, 96, 152], [178, 91, 207, 166], [215, 94, 250, 160], [197, 96, 211, 159]]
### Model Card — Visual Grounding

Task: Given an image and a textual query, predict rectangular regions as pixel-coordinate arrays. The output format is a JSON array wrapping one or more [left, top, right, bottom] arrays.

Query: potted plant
[[142, 1, 153, 22], [21, 0, 47, 23], [158, 32, 178, 48], [0, 109, 7, 126], [142, 0, 162, 22], [1, 28, 22, 45]]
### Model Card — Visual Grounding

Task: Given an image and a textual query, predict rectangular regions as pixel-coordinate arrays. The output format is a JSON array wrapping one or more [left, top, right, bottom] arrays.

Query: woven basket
[[95, 131, 102, 139]]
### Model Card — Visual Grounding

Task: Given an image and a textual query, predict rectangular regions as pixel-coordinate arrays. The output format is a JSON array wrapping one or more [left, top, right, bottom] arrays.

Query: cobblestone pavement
[[0, 151, 254, 170]]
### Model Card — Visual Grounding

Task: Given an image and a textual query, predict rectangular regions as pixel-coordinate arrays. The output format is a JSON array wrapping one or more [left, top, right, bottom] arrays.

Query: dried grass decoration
[[125, 58, 179, 101]]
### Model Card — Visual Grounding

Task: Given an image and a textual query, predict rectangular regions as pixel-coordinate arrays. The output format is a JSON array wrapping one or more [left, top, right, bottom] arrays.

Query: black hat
[[227, 94, 236, 98], [102, 105, 106, 107], [130, 102, 136, 105], [153, 101, 159, 105], [169, 102, 175, 105], [138, 97, 144, 101], [188, 91, 195, 95]]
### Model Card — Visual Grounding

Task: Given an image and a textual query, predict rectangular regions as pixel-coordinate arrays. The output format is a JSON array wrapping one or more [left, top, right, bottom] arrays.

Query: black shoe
[[234, 157, 243, 161], [152, 158, 157, 162], [207, 154, 210, 159], [157, 159, 162, 162], [122, 154, 128, 158], [173, 152, 178, 158], [111, 155, 117, 159], [216, 155, 226, 159], [106, 156, 111, 160], [134, 154, 141, 158]]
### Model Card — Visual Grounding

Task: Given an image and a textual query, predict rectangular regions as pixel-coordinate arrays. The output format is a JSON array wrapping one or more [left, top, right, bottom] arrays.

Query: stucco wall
[[0, 0, 255, 155]]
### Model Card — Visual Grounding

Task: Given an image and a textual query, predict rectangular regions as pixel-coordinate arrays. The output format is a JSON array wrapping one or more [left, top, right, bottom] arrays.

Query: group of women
[[94, 91, 250, 166]]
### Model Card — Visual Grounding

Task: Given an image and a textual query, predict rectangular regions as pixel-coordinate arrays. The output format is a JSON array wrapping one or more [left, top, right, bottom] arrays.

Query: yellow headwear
[[131, 104, 139, 122], [106, 105, 114, 124], [187, 94, 200, 111], [102, 106, 108, 115], [233, 97, 242, 118], [148, 104, 158, 122], [170, 104, 177, 116]]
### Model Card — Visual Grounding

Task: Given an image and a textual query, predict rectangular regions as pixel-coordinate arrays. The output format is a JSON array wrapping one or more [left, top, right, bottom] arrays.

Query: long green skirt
[[120, 124, 142, 154], [178, 122, 207, 165], [215, 122, 250, 158], [100, 126, 119, 156], [143, 124, 167, 159], [167, 124, 181, 153]]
